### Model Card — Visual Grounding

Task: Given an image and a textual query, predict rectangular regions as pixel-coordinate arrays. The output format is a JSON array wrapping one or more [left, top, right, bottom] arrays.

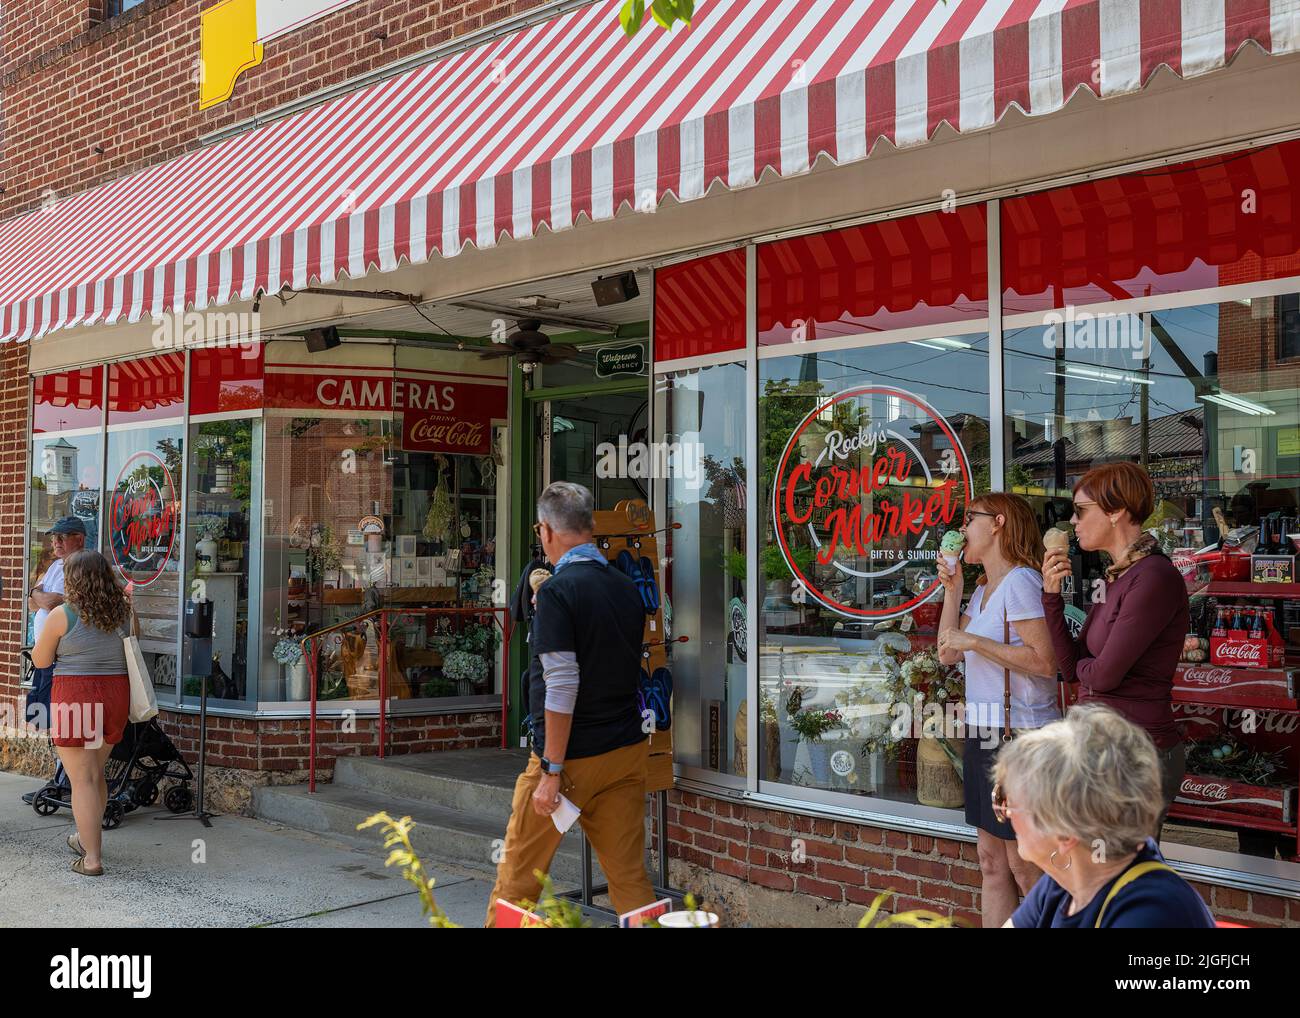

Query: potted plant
[[432, 620, 499, 696], [786, 685, 843, 786], [854, 644, 965, 805], [272, 623, 309, 700], [192, 515, 225, 573]]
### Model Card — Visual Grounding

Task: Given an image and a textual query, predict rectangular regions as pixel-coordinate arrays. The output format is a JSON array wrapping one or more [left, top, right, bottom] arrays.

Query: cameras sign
[[772, 385, 970, 620], [109, 451, 179, 587]]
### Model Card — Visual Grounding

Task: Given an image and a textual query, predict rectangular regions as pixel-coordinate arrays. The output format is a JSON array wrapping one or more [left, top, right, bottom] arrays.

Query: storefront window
[[758, 336, 990, 806], [106, 356, 187, 701], [1002, 138, 1300, 314], [183, 418, 260, 705], [1005, 295, 1300, 871], [658, 362, 748, 777], [758, 205, 989, 345], [260, 344, 509, 706], [27, 369, 105, 646]]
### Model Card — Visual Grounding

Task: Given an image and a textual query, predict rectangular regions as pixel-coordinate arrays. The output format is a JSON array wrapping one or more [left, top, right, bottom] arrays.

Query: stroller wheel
[[165, 785, 193, 814], [32, 794, 59, 817], [135, 780, 159, 807], [102, 800, 124, 830]]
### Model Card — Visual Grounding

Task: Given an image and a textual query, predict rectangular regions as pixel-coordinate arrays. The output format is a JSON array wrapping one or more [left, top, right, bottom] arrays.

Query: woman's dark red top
[[1041, 554, 1189, 749]]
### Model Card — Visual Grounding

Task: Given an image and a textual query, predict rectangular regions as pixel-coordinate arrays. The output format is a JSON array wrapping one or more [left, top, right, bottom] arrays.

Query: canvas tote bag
[[124, 608, 158, 723]]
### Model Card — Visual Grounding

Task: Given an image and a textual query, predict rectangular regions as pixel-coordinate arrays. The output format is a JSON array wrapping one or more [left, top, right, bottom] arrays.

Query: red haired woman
[[1041, 461, 1189, 831]]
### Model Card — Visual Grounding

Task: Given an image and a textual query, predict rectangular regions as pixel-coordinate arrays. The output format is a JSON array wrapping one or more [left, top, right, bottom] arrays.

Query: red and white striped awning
[[2, 0, 1297, 344]]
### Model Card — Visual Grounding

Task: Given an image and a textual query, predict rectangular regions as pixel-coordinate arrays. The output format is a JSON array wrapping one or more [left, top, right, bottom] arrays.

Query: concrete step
[[332, 749, 526, 818], [251, 780, 598, 887]]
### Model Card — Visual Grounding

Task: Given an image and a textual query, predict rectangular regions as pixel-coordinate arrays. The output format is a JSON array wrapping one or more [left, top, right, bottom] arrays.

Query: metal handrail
[[299, 605, 511, 792]]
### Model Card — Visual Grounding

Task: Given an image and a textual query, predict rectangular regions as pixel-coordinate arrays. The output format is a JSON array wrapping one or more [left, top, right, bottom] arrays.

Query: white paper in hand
[[551, 794, 581, 834]]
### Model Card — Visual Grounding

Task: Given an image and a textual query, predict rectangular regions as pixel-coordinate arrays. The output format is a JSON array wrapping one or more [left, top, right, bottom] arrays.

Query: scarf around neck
[[1104, 531, 1161, 583]]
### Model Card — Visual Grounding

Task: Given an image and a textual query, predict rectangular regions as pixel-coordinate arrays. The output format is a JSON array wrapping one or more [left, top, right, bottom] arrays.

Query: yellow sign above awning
[[200, 0, 365, 109]]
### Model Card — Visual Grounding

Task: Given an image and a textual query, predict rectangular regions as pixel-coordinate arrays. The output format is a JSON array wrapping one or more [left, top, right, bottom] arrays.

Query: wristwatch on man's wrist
[[539, 756, 565, 775]]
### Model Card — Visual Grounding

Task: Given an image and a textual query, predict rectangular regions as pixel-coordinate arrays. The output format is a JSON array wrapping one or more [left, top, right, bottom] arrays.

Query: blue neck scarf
[[553, 543, 607, 573]]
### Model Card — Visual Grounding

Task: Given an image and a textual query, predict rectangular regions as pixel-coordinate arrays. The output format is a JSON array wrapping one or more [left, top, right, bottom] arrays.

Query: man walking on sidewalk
[[485, 482, 654, 925]]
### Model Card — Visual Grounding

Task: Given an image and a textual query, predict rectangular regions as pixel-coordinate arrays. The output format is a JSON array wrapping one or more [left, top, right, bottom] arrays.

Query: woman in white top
[[936, 492, 1059, 928]]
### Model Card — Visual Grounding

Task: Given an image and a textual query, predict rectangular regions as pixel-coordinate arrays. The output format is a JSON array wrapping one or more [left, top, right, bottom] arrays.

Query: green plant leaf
[[650, 0, 676, 29], [620, 0, 646, 35]]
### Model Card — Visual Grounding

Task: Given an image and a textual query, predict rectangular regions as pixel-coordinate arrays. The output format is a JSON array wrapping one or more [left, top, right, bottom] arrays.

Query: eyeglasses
[[1072, 500, 1098, 517], [962, 510, 997, 527], [532, 522, 544, 538], [990, 782, 1028, 824]]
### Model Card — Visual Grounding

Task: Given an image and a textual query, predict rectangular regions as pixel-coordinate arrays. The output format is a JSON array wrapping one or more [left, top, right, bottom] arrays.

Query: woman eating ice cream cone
[[936, 493, 1059, 928]]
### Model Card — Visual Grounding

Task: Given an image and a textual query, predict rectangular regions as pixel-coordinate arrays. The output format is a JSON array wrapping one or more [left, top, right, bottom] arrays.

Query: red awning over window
[[108, 352, 186, 422], [1002, 137, 1300, 312], [33, 366, 104, 433], [759, 203, 988, 343], [655, 249, 746, 361], [1, 0, 1293, 345]]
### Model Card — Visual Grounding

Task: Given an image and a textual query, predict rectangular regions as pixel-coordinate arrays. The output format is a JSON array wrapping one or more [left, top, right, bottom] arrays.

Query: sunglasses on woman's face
[[990, 782, 1028, 824], [962, 510, 997, 527], [1072, 500, 1098, 518]]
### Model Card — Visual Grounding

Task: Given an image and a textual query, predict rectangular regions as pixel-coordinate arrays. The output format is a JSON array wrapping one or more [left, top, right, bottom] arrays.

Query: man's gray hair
[[537, 481, 595, 535]]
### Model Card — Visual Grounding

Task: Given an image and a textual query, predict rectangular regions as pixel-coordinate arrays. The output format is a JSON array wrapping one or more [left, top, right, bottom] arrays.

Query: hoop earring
[[1049, 849, 1072, 871]]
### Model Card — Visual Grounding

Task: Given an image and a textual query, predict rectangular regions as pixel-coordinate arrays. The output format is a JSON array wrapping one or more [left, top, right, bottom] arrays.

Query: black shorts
[[964, 735, 1016, 840]]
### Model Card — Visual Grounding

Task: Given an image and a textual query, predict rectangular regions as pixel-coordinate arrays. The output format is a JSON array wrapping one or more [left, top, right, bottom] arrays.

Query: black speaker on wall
[[304, 326, 342, 353], [591, 271, 639, 307]]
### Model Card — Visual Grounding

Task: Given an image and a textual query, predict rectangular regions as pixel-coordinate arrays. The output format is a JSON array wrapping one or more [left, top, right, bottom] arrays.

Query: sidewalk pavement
[[0, 770, 496, 928]]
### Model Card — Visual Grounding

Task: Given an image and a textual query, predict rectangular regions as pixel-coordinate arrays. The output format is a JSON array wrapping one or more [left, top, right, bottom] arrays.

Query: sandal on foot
[[67, 833, 85, 857], [71, 857, 103, 877]]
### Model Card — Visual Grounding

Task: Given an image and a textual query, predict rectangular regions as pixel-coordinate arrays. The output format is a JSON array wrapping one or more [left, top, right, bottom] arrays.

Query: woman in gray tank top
[[31, 550, 131, 877]]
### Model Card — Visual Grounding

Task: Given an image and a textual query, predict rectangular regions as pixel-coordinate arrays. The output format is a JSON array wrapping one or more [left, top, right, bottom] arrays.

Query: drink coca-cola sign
[[772, 385, 971, 619], [402, 413, 490, 455], [108, 450, 178, 587]]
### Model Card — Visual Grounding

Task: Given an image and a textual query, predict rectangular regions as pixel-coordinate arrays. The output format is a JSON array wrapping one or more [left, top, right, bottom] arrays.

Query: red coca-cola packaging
[[1210, 605, 1285, 668], [1176, 774, 1297, 823]]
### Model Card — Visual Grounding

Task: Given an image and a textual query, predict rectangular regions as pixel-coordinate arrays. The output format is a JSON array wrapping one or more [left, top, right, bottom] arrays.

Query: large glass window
[[758, 336, 990, 807], [105, 421, 184, 702], [27, 369, 105, 646], [658, 362, 748, 777], [183, 418, 261, 705], [1005, 295, 1300, 869]]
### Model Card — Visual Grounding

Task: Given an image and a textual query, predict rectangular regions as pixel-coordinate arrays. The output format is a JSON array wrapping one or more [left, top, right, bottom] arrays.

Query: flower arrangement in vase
[[193, 515, 225, 573]]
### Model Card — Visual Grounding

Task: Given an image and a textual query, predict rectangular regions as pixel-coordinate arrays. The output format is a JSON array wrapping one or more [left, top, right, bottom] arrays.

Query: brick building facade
[[0, 0, 561, 803], [3, 0, 1300, 929]]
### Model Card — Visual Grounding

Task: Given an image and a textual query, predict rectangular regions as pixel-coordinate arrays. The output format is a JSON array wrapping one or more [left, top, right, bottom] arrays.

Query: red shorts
[[50, 674, 129, 748]]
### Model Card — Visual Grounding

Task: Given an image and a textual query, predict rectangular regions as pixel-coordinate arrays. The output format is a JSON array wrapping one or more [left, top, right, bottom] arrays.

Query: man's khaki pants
[[485, 739, 654, 926]]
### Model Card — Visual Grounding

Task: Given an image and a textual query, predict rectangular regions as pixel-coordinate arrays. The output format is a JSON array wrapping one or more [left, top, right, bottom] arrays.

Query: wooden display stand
[[592, 499, 674, 793]]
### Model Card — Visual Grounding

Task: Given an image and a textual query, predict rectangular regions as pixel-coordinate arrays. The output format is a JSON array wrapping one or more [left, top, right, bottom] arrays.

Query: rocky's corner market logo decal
[[109, 451, 178, 587], [773, 385, 970, 620]]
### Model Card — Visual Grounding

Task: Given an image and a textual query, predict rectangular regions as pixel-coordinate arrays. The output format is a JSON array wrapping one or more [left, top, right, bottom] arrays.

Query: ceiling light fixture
[[1050, 365, 1153, 386], [1199, 391, 1276, 416], [906, 337, 972, 352]]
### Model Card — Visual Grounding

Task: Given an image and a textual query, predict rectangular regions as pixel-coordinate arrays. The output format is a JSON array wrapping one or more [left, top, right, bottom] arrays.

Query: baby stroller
[[30, 718, 196, 829]]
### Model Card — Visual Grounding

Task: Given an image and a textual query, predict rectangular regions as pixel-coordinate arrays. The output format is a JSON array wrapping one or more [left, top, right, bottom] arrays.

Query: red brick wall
[[667, 789, 1300, 928], [0, 0, 570, 219], [161, 706, 501, 773], [0, 343, 29, 707]]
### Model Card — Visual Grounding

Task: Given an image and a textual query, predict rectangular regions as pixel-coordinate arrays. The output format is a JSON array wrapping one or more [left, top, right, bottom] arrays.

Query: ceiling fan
[[478, 319, 579, 372]]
